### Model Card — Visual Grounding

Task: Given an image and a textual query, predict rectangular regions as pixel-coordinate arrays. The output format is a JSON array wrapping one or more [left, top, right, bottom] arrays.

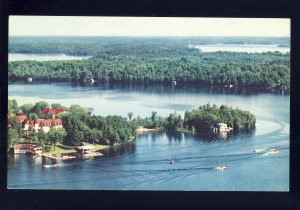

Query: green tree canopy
[[51, 103, 66, 109], [47, 127, 67, 146], [8, 99, 18, 116], [20, 103, 34, 115]]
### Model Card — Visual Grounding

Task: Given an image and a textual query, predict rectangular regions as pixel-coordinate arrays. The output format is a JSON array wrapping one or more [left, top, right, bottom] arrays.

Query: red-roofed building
[[23, 118, 63, 133], [41, 108, 66, 119], [8, 115, 27, 126], [15, 115, 27, 122]]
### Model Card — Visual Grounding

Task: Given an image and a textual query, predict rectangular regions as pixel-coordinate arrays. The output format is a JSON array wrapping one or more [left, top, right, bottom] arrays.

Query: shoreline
[[136, 127, 162, 136], [41, 127, 160, 157], [10, 127, 154, 157], [7, 79, 290, 92], [136, 127, 156, 132], [36, 131, 144, 157]]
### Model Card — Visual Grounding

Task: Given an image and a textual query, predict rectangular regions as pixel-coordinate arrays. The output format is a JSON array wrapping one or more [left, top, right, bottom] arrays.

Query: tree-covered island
[[183, 104, 256, 132], [9, 37, 290, 90], [8, 99, 256, 154]]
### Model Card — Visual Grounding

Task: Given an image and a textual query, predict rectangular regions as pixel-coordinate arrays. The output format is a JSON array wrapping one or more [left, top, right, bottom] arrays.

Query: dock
[[41, 154, 76, 160]]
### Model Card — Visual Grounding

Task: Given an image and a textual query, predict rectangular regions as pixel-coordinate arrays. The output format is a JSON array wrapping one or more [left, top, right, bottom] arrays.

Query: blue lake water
[[7, 83, 289, 191], [188, 44, 290, 53]]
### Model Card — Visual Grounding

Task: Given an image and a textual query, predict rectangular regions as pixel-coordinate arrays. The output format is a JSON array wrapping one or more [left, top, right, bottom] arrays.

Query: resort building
[[8, 112, 64, 134], [22, 118, 63, 134]]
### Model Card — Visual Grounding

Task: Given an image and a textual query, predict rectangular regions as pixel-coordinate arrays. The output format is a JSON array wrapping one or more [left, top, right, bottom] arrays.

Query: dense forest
[[8, 99, 256, 150], [9, 36, 290, 90], [9, 36, 290, 56], [9, 45, 290, 90]]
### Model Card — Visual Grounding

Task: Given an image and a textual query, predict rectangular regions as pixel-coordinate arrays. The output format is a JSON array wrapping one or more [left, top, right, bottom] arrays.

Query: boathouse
[[212, 123, 233, 132], [14, 143, 42, 155]]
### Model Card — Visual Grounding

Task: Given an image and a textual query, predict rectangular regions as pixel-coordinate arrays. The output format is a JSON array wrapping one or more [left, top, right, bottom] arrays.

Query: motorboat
[[215, 165, 227, 170], [43, 164, 59, 168], [270, 149, 279, 154]]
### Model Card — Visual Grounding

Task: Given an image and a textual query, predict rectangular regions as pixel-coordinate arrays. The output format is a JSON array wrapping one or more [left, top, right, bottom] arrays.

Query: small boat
[[169, 160, 174, 164], [270, 149, 279, 154], [215, 165, 227, 170], [43, 164, 59, 168]]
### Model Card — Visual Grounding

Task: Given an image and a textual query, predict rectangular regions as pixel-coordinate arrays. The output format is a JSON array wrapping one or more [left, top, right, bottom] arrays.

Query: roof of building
[[41, 108, 65, 115], [8, 115, 27, 123], [16, 115, 27, 122]]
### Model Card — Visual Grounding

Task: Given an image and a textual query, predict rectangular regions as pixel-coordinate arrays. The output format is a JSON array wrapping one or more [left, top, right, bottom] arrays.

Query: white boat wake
[[253, 148, 269, 153], [261, 149, 279, 156]]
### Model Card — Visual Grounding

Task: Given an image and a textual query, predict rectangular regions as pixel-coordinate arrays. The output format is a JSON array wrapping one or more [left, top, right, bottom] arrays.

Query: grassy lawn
[[42, 143, 111, 155], [43, 145, 76, 155], [93, 144, 111, 151]]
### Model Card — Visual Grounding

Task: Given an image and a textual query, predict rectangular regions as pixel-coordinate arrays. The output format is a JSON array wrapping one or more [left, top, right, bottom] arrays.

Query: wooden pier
[[41, 154, 76, 160]]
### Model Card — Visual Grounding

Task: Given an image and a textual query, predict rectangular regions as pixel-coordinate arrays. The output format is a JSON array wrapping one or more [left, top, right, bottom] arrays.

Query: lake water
[[188, 44, 290, 53], [7, 83, 289, 191], [9, 53, 91, 61]]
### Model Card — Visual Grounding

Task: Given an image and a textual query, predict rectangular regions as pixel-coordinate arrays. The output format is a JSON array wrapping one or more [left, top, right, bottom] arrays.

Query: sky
[[9, 16, 290, 37]]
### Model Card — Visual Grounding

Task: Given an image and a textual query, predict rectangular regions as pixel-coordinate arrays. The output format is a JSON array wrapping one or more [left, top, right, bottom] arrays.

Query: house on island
[[212, 123, 233, 132]]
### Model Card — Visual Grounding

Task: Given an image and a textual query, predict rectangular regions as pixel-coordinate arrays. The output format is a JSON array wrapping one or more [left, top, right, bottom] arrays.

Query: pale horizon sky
[[9, 16, 290, 37]]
